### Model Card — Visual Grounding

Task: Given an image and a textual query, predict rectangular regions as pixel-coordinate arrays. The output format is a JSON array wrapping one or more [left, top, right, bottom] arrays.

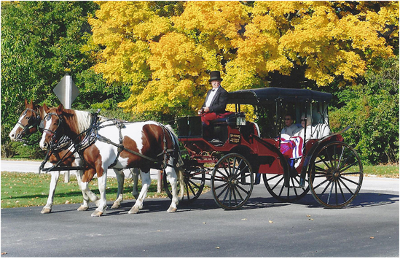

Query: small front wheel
[[263, 172, 309, 203], [211, 153, 254, 210], [309, 141, 363, 208], [163, 166, 206, 203]]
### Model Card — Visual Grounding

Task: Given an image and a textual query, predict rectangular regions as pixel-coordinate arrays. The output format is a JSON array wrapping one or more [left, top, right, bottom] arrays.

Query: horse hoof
[[91, 210, 103, 217], [111, 203, 120, 209], [167, 207, 177, 213], [77, 205, 89, 211], [41, 207, 52, 214], [128, 206, 140, 214]]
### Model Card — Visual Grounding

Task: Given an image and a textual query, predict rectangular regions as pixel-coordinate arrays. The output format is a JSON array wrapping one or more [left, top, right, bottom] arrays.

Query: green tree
[[1, 1, 131, 157], [0, 2, 128, 149], [330, 57, 399, 165]]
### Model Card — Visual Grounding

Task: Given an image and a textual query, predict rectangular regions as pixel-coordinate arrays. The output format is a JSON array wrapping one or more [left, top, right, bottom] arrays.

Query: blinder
[[15, 108, 41, 140], [42, 112, 64, 145]]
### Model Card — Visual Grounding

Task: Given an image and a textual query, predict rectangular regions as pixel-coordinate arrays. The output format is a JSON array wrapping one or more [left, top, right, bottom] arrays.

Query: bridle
[[14, 108, 42, 143], [42, 112, 64, 147]]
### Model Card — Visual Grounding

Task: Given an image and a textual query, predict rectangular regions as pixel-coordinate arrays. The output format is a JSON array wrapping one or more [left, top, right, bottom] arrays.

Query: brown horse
[[39, 104, 182, 217], [9, 100, 136, 213]]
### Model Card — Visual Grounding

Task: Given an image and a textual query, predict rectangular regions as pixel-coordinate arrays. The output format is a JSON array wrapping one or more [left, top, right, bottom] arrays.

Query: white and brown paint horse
[[9, 100, 140, 213], [39, 104, 181, 217]]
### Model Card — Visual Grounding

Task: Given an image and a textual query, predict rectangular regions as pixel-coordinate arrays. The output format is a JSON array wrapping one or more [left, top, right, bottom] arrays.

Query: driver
[[198, 71, 229, 126]]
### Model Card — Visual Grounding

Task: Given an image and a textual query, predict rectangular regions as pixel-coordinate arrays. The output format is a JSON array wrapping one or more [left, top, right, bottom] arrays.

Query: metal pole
[[64, 74, 72, 183], [157, 170, 162, 193]]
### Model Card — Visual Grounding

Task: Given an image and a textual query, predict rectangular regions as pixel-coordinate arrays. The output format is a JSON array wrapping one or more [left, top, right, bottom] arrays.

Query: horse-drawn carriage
[[10, 87, 363, 215], [166, 87, 363, 209]]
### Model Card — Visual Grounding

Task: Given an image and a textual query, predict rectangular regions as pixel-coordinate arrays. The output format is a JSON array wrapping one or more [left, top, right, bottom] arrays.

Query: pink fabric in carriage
[[280, 134, 304, 160]]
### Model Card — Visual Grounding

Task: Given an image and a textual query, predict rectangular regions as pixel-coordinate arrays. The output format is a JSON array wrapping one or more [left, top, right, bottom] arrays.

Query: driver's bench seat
[[208, 112, 243, 145]]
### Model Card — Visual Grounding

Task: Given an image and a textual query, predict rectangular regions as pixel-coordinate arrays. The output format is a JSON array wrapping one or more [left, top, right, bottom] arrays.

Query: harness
[[94, 120, 179, 170], [42, 111, 180, 172]]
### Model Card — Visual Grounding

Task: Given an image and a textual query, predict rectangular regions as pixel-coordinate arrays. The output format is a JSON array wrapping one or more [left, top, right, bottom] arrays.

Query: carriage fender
[[299, 132, 345, 181]]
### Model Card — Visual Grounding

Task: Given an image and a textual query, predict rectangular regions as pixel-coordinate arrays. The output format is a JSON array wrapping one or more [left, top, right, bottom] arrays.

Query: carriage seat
[[211, 112, 236, 126], [311, 123, 331, 140], [207, 112, 245, 145]]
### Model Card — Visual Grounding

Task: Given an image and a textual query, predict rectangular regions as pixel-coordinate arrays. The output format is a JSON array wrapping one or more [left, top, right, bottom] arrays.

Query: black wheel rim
[[212, 153, 253, 210], [309, 141, 363, 208]]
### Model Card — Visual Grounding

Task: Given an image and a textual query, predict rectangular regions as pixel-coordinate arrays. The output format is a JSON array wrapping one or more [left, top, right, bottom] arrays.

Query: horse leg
[[41, 171, 60, 214], [165, 157, 179, 213], [128, 170, 150, 214], [130, 168, 140, 199], [91, 171, 108, 217], [111, 169, 124, 209], [80, 167, 100, 211], [75, 169, 99, 211], [177, 167, 185, 200]]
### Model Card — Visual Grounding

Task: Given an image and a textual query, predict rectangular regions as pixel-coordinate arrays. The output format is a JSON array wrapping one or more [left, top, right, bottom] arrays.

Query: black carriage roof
[[228, 87, 332, 105]]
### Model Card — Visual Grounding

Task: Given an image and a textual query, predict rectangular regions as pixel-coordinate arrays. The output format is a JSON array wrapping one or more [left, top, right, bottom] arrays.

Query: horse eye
[[25, 116, 31, 120]]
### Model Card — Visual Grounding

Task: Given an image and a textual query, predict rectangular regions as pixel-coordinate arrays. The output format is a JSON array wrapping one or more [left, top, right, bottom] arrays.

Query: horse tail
[[164, 124, 184, 168]]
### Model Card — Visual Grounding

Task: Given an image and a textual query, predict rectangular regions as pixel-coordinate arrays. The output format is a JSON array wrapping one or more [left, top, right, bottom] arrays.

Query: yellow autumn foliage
[[88, 1, 398, 117]]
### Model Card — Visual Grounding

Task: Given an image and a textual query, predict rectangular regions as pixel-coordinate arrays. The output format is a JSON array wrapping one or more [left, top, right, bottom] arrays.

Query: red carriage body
[[171, 87, 363, 209]]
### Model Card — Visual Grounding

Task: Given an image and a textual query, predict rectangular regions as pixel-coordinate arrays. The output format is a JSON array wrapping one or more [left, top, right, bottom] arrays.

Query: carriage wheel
[[309, 141, 363, 208], [263, 171, 309, 203], [211, 153, 253, 210], [163, 166, 206, 203]]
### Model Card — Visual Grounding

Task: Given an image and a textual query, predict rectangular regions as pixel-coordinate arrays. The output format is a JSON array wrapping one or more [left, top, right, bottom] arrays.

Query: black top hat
[[209, 71, 223, 82]]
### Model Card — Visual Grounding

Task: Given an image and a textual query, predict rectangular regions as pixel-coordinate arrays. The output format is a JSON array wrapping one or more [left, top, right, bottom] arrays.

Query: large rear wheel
[[309, 141, 363, 208], [211, 153, 254, 210]]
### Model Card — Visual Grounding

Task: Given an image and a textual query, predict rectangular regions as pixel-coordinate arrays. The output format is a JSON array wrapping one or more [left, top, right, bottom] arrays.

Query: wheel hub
[[326, 168, 340, 182]]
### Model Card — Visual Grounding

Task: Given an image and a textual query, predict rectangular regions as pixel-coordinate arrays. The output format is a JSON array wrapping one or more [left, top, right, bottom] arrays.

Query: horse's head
[[9, 99, 42, 141], [39, 104, 65, 150]]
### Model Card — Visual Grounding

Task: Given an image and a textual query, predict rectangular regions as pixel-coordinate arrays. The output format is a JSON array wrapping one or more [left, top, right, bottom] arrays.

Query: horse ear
[[57, 104, 64, 114], [43, 103, 49, 112], [25, 99, 28, 107]]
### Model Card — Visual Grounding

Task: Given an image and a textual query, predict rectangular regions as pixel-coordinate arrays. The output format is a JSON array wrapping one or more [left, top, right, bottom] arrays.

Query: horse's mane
[[73, 110, 93, 134], [74, 110, 108, 134]]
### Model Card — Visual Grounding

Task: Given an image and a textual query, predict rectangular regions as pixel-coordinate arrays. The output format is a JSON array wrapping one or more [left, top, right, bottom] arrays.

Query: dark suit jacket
[[202, 87, 229, 114]]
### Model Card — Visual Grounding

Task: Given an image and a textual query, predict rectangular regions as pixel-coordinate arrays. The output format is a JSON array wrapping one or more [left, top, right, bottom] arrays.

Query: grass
[[1, 172, 167, 209], [363, 164, 399, 178]]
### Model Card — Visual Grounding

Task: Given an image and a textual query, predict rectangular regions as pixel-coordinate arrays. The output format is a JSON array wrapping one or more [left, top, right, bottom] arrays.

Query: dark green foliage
[[330, 57, 399, 164], [1, 1, 130, 156], [1, 2, 97, 140]]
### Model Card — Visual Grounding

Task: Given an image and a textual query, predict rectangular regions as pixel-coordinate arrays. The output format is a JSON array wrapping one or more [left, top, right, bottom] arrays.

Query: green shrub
[[330, 57, 399, 165]]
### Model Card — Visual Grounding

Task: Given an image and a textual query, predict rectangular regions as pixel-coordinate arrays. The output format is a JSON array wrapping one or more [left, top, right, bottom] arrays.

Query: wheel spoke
[[217, 183, 229, 199], [271, 176, 284, 191], [337, 179, 347, 203], [235, 183, 250, 196], [317, 179, 332, 195], [187, 180, 198, 196], [213, 174, 228, 182], [339, 176, 358, 192], [338, 161, 359, 174]]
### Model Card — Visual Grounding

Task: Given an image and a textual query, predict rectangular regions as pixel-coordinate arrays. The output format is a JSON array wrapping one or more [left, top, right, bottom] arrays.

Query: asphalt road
[[1, 160, 399, 257]]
